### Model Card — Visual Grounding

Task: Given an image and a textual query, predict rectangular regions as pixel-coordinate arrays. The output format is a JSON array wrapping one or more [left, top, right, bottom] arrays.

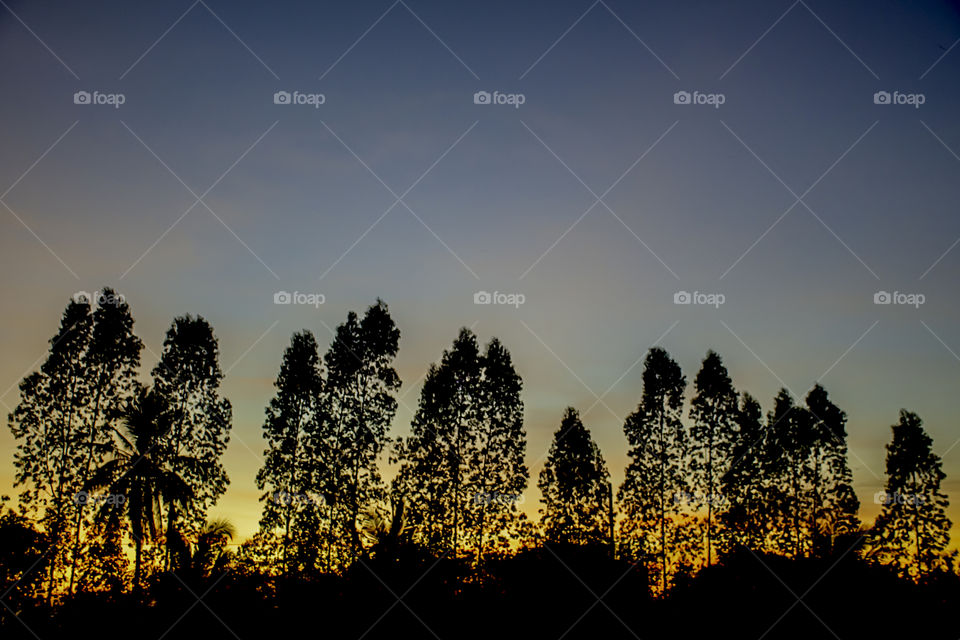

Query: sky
[[1, 0, 960, 545]]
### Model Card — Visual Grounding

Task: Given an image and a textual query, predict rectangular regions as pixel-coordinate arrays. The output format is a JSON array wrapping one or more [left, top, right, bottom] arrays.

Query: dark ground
[[3, 545, 957, 640]]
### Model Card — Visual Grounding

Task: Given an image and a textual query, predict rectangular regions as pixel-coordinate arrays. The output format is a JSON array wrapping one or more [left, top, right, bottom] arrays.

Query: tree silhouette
[[538, 408, 611, 547], [466, 337, 526, 561], [869, 410, 952, 580], [4, 293, 958, 621], [0, 502, 50, 623], [172, 518, 235, 582], [393, 329, 527, 561], [8, 296, 93, 602], [618, 347, 687, 595], [151, 315, 232, 566], [688, 350, 738, 566], [87, 387, 194, 590], [320, 300, 401, 567], [66, 288, 142, 594], [255, 331, 325, 576], [804, 384, 859, 555], [765, 389, 813, 557], [720, 393, 767, 552], [393, 329, 482, 558], [762, 386, 859, 558]]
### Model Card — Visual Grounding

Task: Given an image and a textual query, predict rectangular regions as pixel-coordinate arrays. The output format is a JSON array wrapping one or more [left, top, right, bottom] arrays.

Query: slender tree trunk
[[791, 459, 801, 558], [326, 387, 349, 572], [476, 436, 493, 566], [48, 371, 82, 603], [608, 483, 615, 559], [707, 421, 714, 567], [351, 453, 362, 560], [350, 374, 368, 561], [134, 535, 142, 592], [69, 371, 107, 594], [451, 398, 465, 561], [284, 399, 304, 577], [45, 537, 58, 606], [659, 407, 666, 595], [911, 473, 922, 579], [164, 391, 190, 572], [452, 446, 460, 560], [811, 449, 822, 556]]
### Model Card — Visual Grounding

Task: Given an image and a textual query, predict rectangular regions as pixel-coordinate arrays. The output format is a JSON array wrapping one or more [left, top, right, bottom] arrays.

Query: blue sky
[[2, 0, 960, 541]]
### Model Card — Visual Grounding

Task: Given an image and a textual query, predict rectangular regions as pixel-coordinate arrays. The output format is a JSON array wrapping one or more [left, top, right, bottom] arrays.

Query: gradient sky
[[2, 0, 960, 545]]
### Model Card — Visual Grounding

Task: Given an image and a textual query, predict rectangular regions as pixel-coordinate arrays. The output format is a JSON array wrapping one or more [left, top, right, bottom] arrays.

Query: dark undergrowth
[[4, 545, 957, 640]]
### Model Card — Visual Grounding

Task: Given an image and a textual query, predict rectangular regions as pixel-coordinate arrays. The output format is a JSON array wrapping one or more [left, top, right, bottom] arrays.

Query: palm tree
[[87, 387, 196, 591], [177, 518, 236, 579]]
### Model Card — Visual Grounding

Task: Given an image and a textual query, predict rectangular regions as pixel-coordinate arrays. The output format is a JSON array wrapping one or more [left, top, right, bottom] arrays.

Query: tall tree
[[764, 389, 813, 557], [466, 337, 526, 561], [804, 384, 859, 555], [719, 393, 768, 552], [763, 386, 859, 558], [618, 347, 686, 595], [66, 288, 142, 594], [255, 331, 325, 576], [320, 300, 401, 567], [393, 329, 526, 562], [152, 315, 232, 561], [688, 350, 738, 566], [869, 410, 951, 580], [393, 329, 482, 558], [8, 296, 92, 602], [538, 408, 610, 546]]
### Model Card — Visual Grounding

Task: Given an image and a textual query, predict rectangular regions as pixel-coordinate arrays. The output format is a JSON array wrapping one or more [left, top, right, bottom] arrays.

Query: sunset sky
[[2, 0, 960, 545]]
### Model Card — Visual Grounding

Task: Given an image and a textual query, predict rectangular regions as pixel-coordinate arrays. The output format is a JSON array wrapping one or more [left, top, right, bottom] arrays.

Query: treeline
[[2, 291, 955, 611], [5, 289, 231, 604]]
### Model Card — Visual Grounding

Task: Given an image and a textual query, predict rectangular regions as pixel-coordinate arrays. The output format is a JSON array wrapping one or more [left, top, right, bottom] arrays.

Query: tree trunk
[[707, 419, 714, 567], [69, 373, 107, 594], [659, 407, 666, 595], [134, 534, 143, 593]]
